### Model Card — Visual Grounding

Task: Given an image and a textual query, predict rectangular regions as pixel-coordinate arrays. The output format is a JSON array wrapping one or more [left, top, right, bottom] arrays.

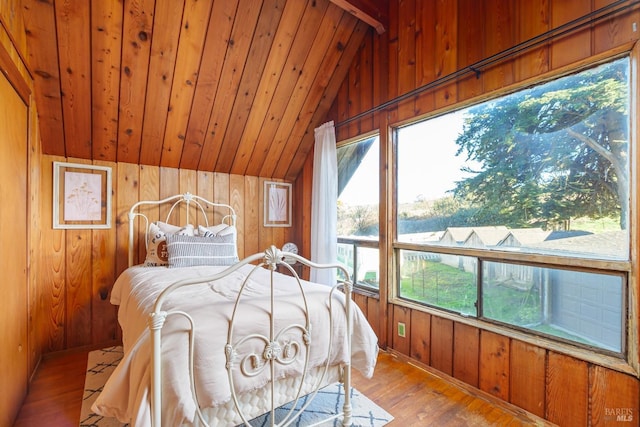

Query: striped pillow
[[166, 234, 238, 268]]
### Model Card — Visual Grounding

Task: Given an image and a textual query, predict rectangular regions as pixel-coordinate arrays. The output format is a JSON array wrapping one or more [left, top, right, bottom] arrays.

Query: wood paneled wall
[[316, 0, 640, 424], [38, 155, 295, 353]]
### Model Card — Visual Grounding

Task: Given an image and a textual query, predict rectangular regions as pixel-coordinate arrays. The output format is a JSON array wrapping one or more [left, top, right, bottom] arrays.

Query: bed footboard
[[148, 245, 354, 427]]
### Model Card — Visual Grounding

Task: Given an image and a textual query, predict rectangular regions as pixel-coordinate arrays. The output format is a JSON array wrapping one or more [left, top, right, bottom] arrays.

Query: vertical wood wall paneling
[[115, 163, 140, 275], [91, 160, 118, 344], [413, 0, 435, 116], [201, 0, 266, 173], [138, 165, 160, 265], [546, 352, 588, 425], [91, 0, 123, 162], [452, 322, 479, 387], [41, 156, 67, 351], [231, 0, 304, 175], [514, 0, 550, 83], [348, 33, 362, 139], [433, 0, 457, 110], [396, 0, 415, 122], [285, 22, 373, 181], [456, 0, 484, 102], [359, 34, 374, 134], [196, 171, 215, 230], [138, 0, 185, 166], [251, 1, 331, 176], [229, 174, 245, 258], [160, 0, 213, 168], [244, 175, 260, 257], [409, 309, 431, 366], [271, 10, 359, 179], [55, 2, 91, 159], [430, 316, 453, 375], [481, 0, 515, 93], [588, 364, 639, 425], [22, 0, 65, 156], [226, 0, 285, 176], [64, 158, 92, 348], [386, 0, 399, 125], [478, 330, 509, 401], [593, 0, 640, 55], [117, 0, 153, 164], [509, 340, 546, 418], [550, 0, 591, 69], [180, 0, 239, 171]]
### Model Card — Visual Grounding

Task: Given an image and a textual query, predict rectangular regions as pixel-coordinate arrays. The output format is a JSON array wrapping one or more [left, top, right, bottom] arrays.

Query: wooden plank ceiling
[[21, 0, 386, 181]]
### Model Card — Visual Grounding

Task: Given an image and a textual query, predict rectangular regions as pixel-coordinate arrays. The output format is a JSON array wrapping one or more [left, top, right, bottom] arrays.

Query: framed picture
[[264, 181, 292, 227], [53, 162, 112, 229]]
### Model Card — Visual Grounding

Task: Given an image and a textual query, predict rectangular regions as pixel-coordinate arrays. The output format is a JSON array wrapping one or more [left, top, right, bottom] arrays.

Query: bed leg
[[342, 363, 352, 426]]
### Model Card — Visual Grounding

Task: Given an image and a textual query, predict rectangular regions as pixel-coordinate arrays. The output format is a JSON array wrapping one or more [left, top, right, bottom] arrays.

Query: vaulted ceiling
[[21, 0, 386, 181]]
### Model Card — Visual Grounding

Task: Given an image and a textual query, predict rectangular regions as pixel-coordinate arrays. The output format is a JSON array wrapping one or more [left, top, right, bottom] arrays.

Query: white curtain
[[310, 121, 337, 285]]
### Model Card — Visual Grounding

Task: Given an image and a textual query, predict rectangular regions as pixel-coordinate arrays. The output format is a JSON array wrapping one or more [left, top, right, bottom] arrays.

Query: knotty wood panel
[[509, 340, 546, 418], [430, 316, 453, 375], [160, 0, 213, 168], [91, 0, 123, 162], [479, 330, 510, 401], [455, 0, 484, 102], [589, 364, 639, 425], [546, 352, 588, 426], [117, 0, 153, 164], [138, 0, 184, 166], [409, 309, 430, 365], [453, 322, 479, 387], [550, 0, 591, 69], [514, 0, 549, 82], [482, 0, 515, 93]]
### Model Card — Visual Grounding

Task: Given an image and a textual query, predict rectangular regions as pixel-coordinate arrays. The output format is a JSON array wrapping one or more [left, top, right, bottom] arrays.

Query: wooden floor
[[13, 348, 554, 426]]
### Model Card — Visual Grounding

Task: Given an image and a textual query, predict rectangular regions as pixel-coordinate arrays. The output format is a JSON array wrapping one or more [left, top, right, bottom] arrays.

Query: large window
[[395, 57, 630, 354], [337, 135, 379, 290]]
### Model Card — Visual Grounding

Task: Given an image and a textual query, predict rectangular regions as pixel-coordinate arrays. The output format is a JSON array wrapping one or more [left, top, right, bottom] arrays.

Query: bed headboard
[[127, 192, 237, 267]]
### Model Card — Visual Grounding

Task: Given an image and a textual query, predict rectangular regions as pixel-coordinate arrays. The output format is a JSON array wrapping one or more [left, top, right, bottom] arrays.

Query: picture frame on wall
[[53, 161, 112, 229], [264, 181, 292, 227]]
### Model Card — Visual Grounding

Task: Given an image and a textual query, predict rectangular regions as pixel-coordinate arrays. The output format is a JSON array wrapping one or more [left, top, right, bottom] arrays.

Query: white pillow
[[144, 222, 194, 267], [166, 234, 238, 268]]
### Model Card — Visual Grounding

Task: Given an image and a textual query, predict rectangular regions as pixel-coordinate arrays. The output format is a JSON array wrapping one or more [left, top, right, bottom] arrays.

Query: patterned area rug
[[81, 346, 393, 427]]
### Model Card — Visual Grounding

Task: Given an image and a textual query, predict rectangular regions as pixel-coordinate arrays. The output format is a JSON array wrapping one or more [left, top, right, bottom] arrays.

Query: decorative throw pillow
[[197, 224, 238, 258], [144, 222, 194, 267], [166, 233, 238, 268]]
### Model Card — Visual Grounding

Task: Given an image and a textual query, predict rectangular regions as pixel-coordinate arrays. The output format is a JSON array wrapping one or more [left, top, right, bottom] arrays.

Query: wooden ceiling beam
[[329, 0, 387, 34]]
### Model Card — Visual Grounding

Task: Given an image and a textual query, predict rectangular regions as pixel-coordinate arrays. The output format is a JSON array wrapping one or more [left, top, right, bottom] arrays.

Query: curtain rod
[[336, 0, 640, 128]]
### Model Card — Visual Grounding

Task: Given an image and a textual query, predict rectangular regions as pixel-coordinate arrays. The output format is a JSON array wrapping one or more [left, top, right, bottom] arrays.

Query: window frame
[[336, 132, 381, 295], [389, 53, 637, 373]]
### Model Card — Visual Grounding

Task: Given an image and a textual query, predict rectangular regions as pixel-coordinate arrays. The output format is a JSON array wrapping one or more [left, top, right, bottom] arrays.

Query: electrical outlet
[[397, 322, 406, 338]]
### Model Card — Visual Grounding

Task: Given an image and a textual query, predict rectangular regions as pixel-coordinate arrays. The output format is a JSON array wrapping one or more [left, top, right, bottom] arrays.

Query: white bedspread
[[92, 264, 379, 426]]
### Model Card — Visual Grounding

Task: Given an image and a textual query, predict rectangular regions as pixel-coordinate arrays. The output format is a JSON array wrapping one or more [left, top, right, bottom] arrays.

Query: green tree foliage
[[453, 58, 629, 229]]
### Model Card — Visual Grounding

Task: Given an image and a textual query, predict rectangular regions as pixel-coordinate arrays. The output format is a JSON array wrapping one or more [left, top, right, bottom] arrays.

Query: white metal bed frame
[[127, 192, 237, 268], [126, 193, 354, 427]]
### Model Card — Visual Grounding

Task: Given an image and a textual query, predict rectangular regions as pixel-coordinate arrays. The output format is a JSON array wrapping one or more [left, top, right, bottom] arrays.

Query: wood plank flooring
[[13, 348, 554, 426]]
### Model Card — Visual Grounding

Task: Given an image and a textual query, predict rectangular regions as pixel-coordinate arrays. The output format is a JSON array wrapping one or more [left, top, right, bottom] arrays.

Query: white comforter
[[92, 264, 379, 426]]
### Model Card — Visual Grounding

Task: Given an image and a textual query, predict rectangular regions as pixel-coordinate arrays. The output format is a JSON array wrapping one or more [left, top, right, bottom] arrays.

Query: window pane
[[399, 250, 477, 316], [357, 246, 379, 289], [396, 58, 630, 261], [338, 136, 379, 238], [482, 261, 624, 352]]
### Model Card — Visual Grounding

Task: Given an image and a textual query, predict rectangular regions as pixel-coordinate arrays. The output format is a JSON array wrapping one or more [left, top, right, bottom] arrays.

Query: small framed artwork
[[264, 181, 292, 227], [53, 161, 112, 229]]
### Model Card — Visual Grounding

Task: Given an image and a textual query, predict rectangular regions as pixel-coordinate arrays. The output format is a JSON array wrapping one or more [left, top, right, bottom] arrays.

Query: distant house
[[438, 227, 475, 246], [462, 226, 510, 248], [498, 228, 551, 247]]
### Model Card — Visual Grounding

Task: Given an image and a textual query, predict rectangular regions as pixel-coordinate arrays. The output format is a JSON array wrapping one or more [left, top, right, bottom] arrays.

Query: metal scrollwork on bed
[[148, 245, 354, 427]]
